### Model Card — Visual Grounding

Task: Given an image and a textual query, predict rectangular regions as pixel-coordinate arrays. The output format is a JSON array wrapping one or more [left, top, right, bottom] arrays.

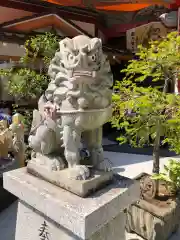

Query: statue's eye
[[67, 53, 75, 62], [90, 54, 96, 62]]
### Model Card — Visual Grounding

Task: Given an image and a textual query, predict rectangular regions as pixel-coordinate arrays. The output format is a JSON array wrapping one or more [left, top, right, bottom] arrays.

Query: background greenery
[[0, 32, 61, 99], [111, 32, 180, 174]]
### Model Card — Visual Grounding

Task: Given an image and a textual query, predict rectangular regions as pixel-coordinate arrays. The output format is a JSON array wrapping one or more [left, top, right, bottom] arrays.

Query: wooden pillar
[[95, 25, 99, 37]]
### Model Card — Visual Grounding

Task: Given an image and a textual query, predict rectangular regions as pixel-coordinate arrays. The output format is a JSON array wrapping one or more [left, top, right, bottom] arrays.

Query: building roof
[[0, 3, 99, 39], [0, 13, 90, 37], [0, 6, 34, 26], [0, 0, 176, 57], [0, 0, 176, 40], [40, 0, 175, 11], [0, 0, 100, 23]]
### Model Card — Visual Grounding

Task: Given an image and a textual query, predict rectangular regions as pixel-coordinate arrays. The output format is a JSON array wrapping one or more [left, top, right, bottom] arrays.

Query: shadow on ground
[[0, 201, 17, 240]]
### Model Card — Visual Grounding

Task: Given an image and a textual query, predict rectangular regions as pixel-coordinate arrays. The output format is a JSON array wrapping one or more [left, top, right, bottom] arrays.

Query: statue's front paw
[[68, 165, 90, 180], [95, 158, 112, 172], [51, 157, 65, 171]]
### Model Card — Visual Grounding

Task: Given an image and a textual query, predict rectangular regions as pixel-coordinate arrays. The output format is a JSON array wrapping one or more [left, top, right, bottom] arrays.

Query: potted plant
[[152, 159, 180, 196], [111, 32, 180, 240]]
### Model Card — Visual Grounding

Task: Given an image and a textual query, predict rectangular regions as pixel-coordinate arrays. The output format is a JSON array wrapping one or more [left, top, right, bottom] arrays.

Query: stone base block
[[16, 200, 126, 240], [3, 168, 140, 240], [27, 160, 113, 197]]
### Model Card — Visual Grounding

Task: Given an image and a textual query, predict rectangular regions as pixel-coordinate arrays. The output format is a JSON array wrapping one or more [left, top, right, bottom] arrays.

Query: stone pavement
[[104, 151, 180, 179], [0, 152, 180, 240], [126, 231, 180, 240], [0, 201, 17, 240]]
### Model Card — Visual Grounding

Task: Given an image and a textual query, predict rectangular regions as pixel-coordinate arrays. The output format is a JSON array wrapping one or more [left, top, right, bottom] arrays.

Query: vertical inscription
[[39, 221, 50, 240]]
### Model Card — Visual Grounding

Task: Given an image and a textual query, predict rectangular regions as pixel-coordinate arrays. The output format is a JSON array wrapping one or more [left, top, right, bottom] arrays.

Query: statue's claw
[[33, 153, 66, 171], [51, 157, 65, 171], [68, 165, 90, 180], [95, 158, 112, 172]]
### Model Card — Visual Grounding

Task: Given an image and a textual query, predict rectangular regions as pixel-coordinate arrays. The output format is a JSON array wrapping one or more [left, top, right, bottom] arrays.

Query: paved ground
[[1, 151, 180, 240], [105, 151, 180, 179], [0, 201, 17, 240], [126, 231, 180, 240]]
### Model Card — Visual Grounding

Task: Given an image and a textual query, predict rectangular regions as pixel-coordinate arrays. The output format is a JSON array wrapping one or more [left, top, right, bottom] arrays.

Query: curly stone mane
[[45, 35, 113, 111]]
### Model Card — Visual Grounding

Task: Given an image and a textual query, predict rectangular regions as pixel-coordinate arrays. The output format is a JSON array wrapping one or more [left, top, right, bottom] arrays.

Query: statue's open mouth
[[73, 71, 96, 78]]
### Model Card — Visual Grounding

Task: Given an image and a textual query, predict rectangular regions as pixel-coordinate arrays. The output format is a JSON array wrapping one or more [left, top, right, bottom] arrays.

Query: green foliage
[[0, 32, 61, 133], [112, 83, 180, 148], [21, 32, 60, 65], [122, 32, 180, 85], [0, 68, 49, 99], [0, 32, 61, 99], [152, 159, 180, 192], [111, 32, 180, 174]]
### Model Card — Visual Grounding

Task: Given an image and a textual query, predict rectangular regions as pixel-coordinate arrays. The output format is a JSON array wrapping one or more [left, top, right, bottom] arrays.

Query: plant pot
[[126, 174, 180, 240]]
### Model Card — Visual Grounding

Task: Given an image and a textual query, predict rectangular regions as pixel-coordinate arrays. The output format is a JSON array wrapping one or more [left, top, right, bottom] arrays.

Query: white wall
[[0, 42, 25, 57]]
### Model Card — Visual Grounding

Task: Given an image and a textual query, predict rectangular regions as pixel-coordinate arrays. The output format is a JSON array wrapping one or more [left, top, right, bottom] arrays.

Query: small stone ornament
[[0, 120, 12, 160], [0, 113, 25, 169], [27, 35, 113, 197]]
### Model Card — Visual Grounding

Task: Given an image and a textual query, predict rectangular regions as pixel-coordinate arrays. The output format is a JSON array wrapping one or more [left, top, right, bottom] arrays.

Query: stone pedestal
[[3, 168, 140, 240]]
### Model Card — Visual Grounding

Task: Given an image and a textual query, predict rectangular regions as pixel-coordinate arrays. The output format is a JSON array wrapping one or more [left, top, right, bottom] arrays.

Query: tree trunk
[[152, 129, 160, 174]]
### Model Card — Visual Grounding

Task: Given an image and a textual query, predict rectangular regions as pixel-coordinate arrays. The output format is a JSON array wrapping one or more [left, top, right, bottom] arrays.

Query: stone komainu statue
[[28, 35, 113, 180]]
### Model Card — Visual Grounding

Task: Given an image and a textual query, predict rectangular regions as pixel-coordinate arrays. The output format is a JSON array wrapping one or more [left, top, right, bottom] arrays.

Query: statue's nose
[[76, 54, 86, 69], [81, 45, 89, 53], [78, 45, 89, 68]]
